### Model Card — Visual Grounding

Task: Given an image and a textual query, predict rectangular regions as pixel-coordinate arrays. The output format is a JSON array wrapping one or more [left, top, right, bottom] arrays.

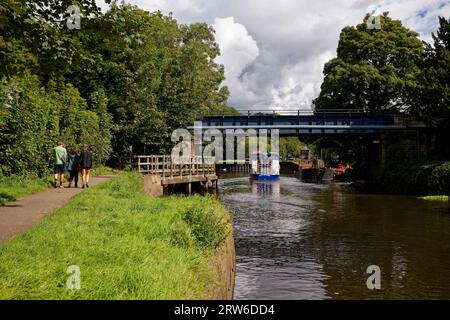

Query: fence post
[[151, 156, 154, 175], [189, 156, 192, 178], [162, 156, 166, 179], [202, 158, 205, 176]]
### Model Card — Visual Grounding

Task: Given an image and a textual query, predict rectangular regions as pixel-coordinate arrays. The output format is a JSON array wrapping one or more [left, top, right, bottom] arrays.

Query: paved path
[[0, 176, 113, 244]]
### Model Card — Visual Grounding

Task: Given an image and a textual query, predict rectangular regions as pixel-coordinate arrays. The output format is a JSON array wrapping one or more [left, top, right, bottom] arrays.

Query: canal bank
[[0, 173, 235, 299], [220, 176, 450, 300], [368, 160, 450, 198], [207, 232, 236, 300]]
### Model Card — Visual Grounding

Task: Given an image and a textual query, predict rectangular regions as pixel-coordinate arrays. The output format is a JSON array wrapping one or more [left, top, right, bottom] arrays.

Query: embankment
[[0, 172, 235, 299], [207, 232, 236, 300]]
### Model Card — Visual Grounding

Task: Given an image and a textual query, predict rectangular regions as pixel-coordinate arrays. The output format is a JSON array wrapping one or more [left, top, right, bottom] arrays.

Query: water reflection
[[219, 177, 450, 300], [251, 180, 281, 199]]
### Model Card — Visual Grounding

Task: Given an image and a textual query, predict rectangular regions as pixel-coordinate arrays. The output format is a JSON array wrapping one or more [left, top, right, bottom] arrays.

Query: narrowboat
[[300, 159, 325, 181], [330, 161, 350, 181], [250, 152, 280, 181]]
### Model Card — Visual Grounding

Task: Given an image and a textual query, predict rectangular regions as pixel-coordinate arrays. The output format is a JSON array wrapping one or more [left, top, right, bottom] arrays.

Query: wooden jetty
[[137, 155, 218, 196]]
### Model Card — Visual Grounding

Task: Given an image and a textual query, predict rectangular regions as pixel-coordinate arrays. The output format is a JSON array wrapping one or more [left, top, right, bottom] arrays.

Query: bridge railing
[[137, 155, 216, 179], [219, 109, 414, 118], [230, 109, 367, 117]]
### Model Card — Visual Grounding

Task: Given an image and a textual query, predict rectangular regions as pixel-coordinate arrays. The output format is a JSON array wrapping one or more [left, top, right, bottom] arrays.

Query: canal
[[219, 176, 450, 300]]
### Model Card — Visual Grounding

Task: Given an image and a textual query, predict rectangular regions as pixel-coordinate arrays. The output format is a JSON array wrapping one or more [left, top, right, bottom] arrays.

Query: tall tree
[[314, 13, 424, 113], [69, 4, 231, 157], [410, 17, 450, 128]]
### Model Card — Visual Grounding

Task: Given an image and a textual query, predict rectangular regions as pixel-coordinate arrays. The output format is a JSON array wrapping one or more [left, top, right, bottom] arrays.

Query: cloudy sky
[[101, 0, 450, 110]]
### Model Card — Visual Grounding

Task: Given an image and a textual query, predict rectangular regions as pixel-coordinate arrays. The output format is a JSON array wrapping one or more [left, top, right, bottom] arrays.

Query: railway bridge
[[195, 109, 427, 175], [197, 109, 425, 136]]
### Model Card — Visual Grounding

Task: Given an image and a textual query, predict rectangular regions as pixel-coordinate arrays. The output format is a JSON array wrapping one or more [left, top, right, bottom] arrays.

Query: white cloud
[[213, 17, 260, 109], [102, 0, 450, 110], [370, 0, 450, 42]]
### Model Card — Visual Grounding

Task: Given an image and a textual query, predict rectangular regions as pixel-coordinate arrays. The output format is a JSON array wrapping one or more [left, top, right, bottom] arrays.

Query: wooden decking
[[137, 155, 218, 195]]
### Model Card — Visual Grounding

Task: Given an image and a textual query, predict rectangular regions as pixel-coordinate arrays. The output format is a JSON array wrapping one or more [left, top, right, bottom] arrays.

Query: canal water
[[218, 176, 450, 300]]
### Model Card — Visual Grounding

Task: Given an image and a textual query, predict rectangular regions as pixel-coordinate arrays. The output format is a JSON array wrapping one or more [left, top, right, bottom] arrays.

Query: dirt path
[[0, 176, 113, 244]]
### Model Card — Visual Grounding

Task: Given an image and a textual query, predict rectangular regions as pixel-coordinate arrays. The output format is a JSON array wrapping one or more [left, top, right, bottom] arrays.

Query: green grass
[[90, 166, 120, 177], [0, 173, 231, 300], [0, 175, 49, 206], [420, 195, 449, 202]]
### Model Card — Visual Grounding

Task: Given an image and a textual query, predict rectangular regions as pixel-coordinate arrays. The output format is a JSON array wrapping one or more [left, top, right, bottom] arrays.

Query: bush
[[0, 74, 112, 177], [372, 161, 450, 196], [430, 162, 450, 195]]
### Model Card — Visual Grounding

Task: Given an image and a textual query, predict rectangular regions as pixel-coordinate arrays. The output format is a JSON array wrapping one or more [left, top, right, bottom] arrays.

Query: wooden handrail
[[136, 155, 216, 177]]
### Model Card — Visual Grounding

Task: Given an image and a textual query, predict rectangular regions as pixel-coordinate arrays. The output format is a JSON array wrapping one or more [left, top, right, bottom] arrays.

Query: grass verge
[[0, 175, 49, 206], [90, 166, 120, 177], [0, 172, 231, 299], [420, 195, 449, 202]]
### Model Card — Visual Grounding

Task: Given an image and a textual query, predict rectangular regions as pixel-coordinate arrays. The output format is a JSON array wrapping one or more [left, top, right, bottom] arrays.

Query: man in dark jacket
[[79, 144, 93, 189]]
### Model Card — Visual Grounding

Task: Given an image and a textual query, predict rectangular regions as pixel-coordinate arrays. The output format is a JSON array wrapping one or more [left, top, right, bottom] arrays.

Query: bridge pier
[[367, 130, 429, 182], [367, 135, 384, 181], [187, 182, 192, 195]]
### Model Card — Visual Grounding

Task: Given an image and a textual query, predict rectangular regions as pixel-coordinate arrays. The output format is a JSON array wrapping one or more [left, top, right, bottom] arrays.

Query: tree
[[279, 137, 304, 160], [409, 17, 450, 129], [69, 4, 231, 157], [1, 1, 234, 173], [314, 13, 424, 113], [25, 0, 105, 23], [159, 22, 229, 129], [88, 89, 112, 165]]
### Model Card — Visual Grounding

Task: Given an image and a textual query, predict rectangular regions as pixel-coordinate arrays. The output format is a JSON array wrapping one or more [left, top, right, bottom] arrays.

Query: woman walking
[[79, 144, 93, 189]]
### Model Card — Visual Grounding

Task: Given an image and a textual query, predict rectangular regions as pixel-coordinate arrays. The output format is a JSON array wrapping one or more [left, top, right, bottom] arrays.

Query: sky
[[100, 0, 450, 111]]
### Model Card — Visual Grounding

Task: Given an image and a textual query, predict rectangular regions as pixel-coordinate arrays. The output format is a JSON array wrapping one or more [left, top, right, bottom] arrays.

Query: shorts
[[54, 164, 65, 174], [81, 167, 91, 170]]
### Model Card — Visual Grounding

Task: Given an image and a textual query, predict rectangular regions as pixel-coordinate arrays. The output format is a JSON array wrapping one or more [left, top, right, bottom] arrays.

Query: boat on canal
[[299, 158, 326, 181], [329, 160, 350, 181], [250, 152, 280, 181], [299, 159, 350, 182]]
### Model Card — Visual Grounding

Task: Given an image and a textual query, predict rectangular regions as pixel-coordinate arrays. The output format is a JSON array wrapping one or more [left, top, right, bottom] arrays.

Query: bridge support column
[[367, 135, 384, 182]]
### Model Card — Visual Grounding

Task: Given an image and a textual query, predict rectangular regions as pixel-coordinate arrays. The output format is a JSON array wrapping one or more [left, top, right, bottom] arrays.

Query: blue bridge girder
[[195, 109, 425, 136]]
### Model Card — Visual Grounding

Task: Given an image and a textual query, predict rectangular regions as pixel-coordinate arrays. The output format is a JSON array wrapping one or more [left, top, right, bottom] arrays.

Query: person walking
[[53, 141, 68, 189], [79, 144, 93, 189], [68, 148, 80, 188]]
